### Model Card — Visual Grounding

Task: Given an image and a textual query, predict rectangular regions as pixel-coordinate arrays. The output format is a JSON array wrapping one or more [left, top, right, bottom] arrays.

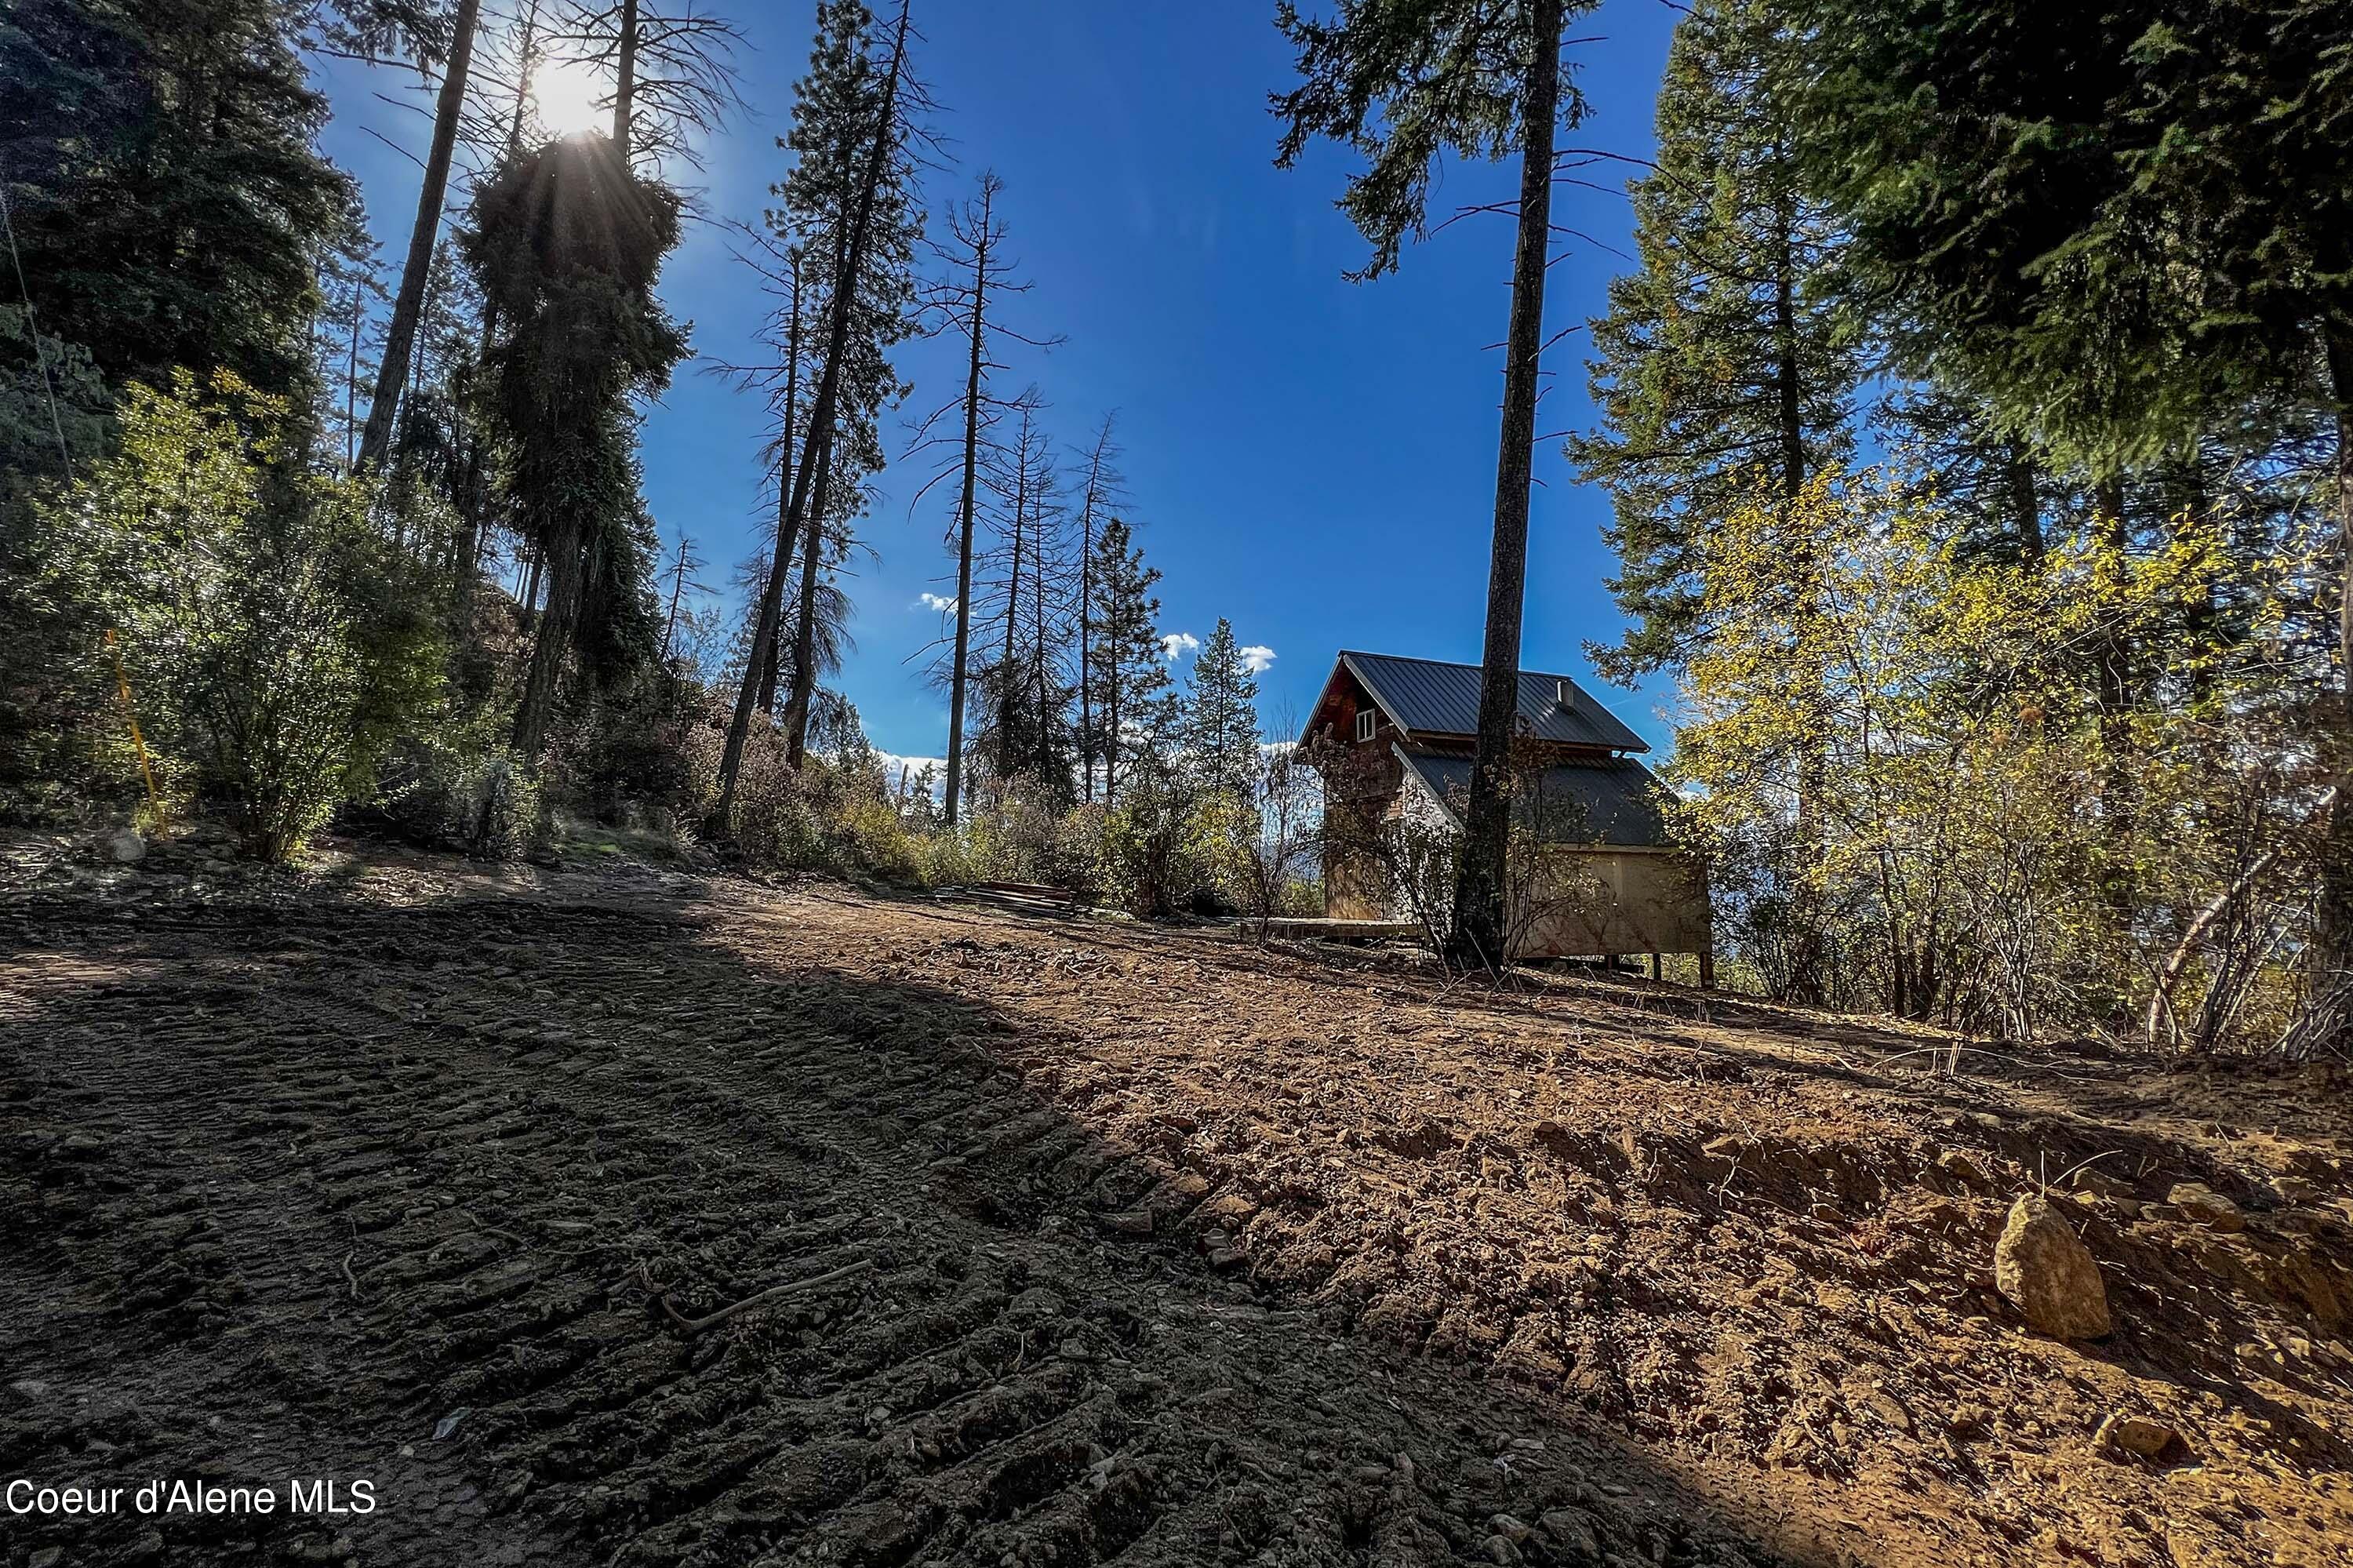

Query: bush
[[383, 728, 542, 861], [19, 370, 445, 859], [1100, 778, 1253, 918]]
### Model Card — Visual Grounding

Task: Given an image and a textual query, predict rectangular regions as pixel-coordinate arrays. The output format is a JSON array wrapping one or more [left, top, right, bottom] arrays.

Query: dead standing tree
[[904, 171, 1060, 824], [966, 391, 1077, 804], [555, 0, 745, 169], [355, 0, 485, 472], [713, 0, 918, 825]]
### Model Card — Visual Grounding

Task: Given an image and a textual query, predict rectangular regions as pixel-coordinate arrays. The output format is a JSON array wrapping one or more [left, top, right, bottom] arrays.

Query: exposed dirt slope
[[3, 844, 2350, 1568]]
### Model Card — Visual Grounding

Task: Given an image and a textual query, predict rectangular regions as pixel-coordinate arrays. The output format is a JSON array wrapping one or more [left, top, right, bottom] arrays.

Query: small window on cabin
[[1354, 708, 1377, 743]]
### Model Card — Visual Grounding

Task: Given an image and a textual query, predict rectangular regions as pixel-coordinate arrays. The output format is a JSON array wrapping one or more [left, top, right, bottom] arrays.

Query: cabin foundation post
[[1698, 944, 1715, 991]]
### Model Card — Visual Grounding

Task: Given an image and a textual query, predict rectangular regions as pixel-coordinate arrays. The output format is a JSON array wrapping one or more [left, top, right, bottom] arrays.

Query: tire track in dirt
[[3, 879, 1778, 1568]]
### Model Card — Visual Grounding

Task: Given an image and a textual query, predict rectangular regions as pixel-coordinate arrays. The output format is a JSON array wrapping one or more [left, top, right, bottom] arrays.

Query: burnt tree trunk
[[714, 3, 908, 824], [358, 0, 482, 472], [1444, 0, 1562, 971], [943, 188, 991, 828], [612, 0, 639, 158], [783, 435, 839, 767]]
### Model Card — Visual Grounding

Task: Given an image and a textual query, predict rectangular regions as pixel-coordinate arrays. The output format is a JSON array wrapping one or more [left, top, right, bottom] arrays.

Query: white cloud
[[916, 592, 958, 615], [1240, 644, 1277, 674], [873, 751, 948, 799], [1160, 631, 1200, 660]]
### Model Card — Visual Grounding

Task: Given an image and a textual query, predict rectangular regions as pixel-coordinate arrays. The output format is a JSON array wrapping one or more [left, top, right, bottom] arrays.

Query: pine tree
[[773, 0, 924, 768], [464, 133, 686, 760], [1567, 0, 1859, 999], [907, 171, 1057, 824], [1185, 619, 1261, 799], [1275, 0, 1592, 968], [1086, 516, 1174, 803], [0, 0, 357, 397], [1069, 414, 1126, 803], [715, 0, 918, 812], [1790, 0, 2353, 1039], [1568, 0, 1855, 675]]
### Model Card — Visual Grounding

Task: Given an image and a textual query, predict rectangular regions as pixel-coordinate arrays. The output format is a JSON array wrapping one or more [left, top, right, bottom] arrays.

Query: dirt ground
[[3, 835, 2351, 1568]]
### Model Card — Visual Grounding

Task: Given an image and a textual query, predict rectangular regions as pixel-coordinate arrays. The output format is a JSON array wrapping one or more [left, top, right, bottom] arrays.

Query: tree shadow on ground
[[1, 875, 1820, 1568]]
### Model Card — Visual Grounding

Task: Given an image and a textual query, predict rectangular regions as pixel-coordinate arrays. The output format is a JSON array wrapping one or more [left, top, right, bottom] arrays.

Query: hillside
[[4, 839, 2349, 1566]]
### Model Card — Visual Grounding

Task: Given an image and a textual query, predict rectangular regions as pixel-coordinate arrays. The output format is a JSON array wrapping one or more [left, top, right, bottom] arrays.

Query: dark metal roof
[[1398, 747, 1672, 849], [1338, 650, 1649, 754]]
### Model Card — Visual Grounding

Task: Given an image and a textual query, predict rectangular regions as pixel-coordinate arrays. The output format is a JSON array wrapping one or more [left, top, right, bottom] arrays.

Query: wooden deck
[[1235, 916, 1424, 944]]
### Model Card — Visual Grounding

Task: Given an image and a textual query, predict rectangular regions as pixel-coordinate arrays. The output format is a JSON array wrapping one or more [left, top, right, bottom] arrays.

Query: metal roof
[[1398, 747, 1672, 848], [1337, 650, 1649, 754]]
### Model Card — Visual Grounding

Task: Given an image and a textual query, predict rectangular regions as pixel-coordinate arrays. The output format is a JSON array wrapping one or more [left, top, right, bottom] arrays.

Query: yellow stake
[[104, 627, 163, 825]]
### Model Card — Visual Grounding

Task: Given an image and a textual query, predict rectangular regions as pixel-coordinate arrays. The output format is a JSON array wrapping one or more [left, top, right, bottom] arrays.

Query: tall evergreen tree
[[775, 2, 918, 769], [0, 0, 357, 397], [464, 133, 686, 759], [1566, 0, 1858, 999], [715, 0, 918, 817], [1275, 0, 1593, 969], [1568, 0, 1855, 675], [1788, 0, 2353, 1037], [1070, 413, 1125, 804], [1185, 618, 1261, 799], [1086, 516, 1173, 803]]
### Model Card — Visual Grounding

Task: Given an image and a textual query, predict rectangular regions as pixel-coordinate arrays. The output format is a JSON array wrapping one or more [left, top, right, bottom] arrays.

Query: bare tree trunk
[[783, 436, 838, 766], [2006, 438, 2045, 562], [1033, 500, 1051, 788], [750, 264, 804, 716], [612, 0, 639, 158], [1075, 422, 1111, 803], [1773, 194, 1826, 1007], [944, 191, 990, 828], [2146, 788, 2336, 1049], [714, 2, 910, 824], [1446, 0, 1562, 972], [2092, 475, 2137, 929], [1103, 664, 1120, 806], [2312, 328, 2353, 1042], [358, 0, 482, 472], [505, 0, 540, 155], [660, 534, 687, 664], [512, 526, 580, 759]]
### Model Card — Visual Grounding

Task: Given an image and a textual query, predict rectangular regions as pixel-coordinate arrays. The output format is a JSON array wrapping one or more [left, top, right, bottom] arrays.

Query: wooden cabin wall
[[1511, 849, 1711, 960]]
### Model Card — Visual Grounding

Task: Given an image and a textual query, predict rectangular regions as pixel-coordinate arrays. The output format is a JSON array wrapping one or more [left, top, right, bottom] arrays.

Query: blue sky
[[317, 2, 1682, 768]]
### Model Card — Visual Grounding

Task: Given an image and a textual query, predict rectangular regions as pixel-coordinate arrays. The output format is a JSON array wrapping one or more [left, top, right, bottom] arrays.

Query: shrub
[[21, 371, 445, 859], [384, 727, 542, 861]]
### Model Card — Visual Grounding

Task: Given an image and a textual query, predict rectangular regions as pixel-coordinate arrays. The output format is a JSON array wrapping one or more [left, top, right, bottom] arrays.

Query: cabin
[[1300, 650, 1712, 977]]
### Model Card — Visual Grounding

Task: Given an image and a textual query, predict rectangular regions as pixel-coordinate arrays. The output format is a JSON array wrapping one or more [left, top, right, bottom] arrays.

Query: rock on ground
[[2168, 1181, 2248, 1232], [1995, 1195, 2112, 1340]]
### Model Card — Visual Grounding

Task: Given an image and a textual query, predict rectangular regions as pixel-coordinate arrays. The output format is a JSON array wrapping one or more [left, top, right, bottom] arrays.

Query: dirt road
[[4, 847, 2351, 1567]]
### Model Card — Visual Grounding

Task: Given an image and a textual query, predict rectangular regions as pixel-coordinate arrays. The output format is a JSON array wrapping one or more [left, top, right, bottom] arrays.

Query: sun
[[529, 55, 609, 140]]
